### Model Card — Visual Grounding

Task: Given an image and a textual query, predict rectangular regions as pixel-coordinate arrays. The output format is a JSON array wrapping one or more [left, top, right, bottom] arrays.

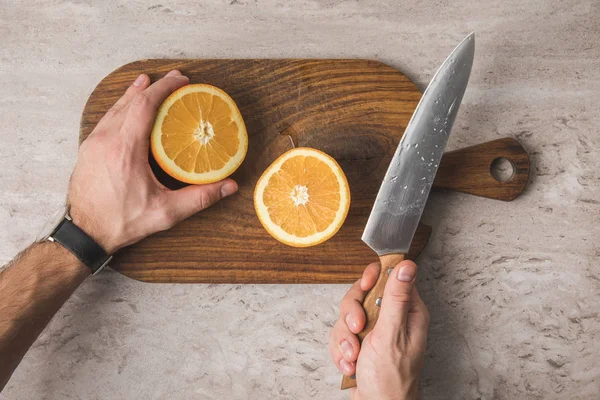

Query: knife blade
[[341, 32, 475, 390]]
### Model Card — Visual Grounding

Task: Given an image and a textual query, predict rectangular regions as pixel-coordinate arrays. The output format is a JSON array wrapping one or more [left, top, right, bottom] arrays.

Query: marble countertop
[[1, 1, 599, 399]]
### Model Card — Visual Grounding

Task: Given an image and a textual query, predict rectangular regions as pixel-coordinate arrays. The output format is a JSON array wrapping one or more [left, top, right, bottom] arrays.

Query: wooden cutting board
[[80, 59, 529, 283]]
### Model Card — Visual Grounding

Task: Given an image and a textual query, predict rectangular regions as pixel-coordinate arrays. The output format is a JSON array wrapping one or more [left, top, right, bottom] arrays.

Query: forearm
[[0, 70, 233, 392], [0, 241, 89, 390]]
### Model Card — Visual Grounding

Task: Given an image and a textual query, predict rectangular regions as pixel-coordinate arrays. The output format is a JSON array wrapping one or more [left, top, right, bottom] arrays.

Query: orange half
[[254, 148, 351, 247], [151, 84, 248, 184]]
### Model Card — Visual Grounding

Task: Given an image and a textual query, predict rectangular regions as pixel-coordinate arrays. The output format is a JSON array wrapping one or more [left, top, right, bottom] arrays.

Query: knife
[[341, 32, 475, 390]]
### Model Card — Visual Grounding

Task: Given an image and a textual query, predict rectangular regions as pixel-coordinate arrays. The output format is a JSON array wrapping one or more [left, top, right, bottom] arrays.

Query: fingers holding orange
[[157, 179, 239, 230], [113, 73, 151, 112], [90, 73, 152, 138]]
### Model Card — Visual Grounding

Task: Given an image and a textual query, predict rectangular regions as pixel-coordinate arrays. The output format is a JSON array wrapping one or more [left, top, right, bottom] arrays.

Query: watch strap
[[51, 218, 112, 274]]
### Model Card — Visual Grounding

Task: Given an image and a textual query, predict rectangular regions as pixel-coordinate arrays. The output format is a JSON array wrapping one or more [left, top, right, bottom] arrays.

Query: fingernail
[[397, 264, 416, 282], [340, 340, 353, 360], [165, 70, 181, 77], [339, 359, 353, 375], [345, 313, 358, 332], [220, 182, 238, 197], [133, 74, 145, 87], [175, 75, 189, 80]]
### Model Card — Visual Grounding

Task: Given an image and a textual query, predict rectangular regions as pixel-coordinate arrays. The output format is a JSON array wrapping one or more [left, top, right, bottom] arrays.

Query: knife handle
[[341, 253, 406, 390]]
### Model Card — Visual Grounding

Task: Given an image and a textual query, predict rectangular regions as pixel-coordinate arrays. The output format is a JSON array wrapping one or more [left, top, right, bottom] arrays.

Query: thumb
[[164, 179, 238, 224], [372, 260, 417, 346]]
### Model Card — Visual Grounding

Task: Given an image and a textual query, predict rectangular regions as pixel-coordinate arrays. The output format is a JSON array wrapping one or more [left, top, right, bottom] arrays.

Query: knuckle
[[331, 350, 342, 364], [387, 291, 412, 305], [152, 189, 169, 207], [332, 318, 346, 339], [198, 190, 216, 211], [151, 192, 166, 212], [366, 261, 380, 271], [152, 193, 175, 229], [331, 317, 342, 332], [131, 92, 151, 110], [371, 330, 405, 361], [369, 329, 384, 346], [423, 308, 431, 325], [342, 286, 361, 306], [104, 106, 120, 118], [126, 84, 139, 95], [157, 207, 177, 230], [390, 343, 405, 361], [81, 132, 112, 158], [83, 130, 105, 146], [104, 140, 127, 166], [328, 327, 337, 345], [340, 295, 353, 311], [340, 302, 359, 322]]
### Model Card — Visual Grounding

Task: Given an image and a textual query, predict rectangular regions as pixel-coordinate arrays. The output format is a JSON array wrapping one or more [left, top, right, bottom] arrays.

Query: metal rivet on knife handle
[[375, 297, 382, 307], [387, 268, 393, 275]]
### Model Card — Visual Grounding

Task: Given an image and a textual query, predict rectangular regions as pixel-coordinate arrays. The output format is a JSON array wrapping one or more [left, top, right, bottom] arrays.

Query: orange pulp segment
[[151, 84, 248, 184], [254, 147, 350, 247]]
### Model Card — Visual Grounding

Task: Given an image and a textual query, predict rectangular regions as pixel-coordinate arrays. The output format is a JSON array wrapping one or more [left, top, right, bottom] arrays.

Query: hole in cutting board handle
[[490, 157, 516, 183]]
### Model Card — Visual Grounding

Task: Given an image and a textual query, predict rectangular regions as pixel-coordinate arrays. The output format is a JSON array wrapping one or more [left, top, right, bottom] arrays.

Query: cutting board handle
[[432, 137, 530, 201]]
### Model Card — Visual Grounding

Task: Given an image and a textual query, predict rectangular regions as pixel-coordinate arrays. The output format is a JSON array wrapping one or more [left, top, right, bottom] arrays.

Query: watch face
[[36, 205, 68, 242]]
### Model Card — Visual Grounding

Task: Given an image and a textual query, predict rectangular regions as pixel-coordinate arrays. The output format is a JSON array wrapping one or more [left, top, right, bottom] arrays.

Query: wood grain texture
[[79, 59, 528, 284], [434, 138, 530, 201]]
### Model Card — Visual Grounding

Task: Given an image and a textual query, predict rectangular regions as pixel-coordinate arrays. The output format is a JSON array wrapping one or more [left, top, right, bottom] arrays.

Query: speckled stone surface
[[1, 1, 599, 399]]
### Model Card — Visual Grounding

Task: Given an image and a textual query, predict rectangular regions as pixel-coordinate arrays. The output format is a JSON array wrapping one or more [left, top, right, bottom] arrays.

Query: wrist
[[383, 378, 419, 400], [68, 207, 118, 254], [38, 241, 91, 277]]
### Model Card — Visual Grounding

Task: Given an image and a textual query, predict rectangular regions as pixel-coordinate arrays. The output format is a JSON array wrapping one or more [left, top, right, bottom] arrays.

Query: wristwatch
[[37, 205, 112, 275]]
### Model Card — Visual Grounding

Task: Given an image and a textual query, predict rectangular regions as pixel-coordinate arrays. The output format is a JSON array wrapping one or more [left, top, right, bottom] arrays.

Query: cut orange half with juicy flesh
[[254, 148, 351, 247], [151, 84, 248, 184]]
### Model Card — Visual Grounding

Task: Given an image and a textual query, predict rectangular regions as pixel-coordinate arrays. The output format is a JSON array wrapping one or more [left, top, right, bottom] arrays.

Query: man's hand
[[69, 70, 238, 254], [0, 70, 239, 391], [328, 261, 430, 400]]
